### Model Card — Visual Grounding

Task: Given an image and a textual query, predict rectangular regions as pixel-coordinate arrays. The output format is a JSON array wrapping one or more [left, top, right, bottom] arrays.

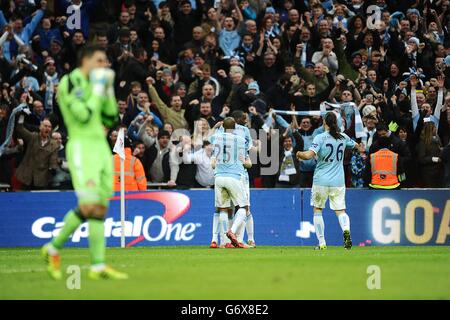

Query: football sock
[[52, 208, 83, 250], [236, 220, 245, 243], [246, 213, 254, 242], [313, 213, 326, 246], [231, 208, 246, 234], [88, 219, 105, 266], [228, 215, 234, 230], [338, 212, 350, 232], [212, 213, 220, 243], [219, 212, 229, 243]]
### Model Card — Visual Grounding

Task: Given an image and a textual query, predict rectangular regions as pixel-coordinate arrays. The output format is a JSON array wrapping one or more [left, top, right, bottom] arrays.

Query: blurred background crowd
[[0, 0, 449, 191]]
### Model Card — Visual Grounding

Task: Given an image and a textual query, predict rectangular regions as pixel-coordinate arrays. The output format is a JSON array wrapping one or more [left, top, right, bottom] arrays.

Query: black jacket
[[276, 130, 304, 186], [145, 144, 171, 182]]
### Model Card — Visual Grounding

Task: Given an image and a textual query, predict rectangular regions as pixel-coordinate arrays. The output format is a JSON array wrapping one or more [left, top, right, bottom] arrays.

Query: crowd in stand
[[0, 0, 449, 190]]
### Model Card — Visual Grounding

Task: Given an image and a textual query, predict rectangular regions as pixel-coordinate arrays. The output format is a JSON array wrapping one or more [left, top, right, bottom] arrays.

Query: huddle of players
[[209, 112, 255, 249], [210, 110, 363, 250]]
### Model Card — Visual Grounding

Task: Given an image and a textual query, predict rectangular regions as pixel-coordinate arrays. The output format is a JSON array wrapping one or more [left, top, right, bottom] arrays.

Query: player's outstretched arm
[[296, 150, 315, 161]]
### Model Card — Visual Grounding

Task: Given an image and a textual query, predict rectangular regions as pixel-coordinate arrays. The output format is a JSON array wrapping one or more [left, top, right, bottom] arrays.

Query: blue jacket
[[36, 28, 62, 51], [16, 9, 45, 43], [219, 30, 241, 57]]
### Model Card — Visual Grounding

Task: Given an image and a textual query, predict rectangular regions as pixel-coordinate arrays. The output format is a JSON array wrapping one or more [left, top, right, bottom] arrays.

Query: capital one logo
[[32, 192, 196, 246]]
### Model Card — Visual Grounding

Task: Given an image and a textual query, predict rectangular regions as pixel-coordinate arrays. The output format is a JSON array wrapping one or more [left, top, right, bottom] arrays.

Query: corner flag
[[113, 127, 126, 248]]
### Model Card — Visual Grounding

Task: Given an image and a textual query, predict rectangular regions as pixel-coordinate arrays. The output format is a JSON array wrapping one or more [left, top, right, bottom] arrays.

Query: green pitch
[[0, 246, 449, 300]]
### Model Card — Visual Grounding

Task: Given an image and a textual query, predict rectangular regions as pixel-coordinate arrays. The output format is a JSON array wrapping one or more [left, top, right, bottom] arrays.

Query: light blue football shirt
[[216, 124, 252, 153], [210, 132, 247, 180], [309, 131, 356, 187]]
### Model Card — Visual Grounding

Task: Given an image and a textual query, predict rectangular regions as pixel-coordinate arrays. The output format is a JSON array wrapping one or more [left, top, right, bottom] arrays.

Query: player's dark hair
[[158, 130, 171, 139], [325, 112, 343, 140], [96, 30, 108, 38], [376, 122, 389, 132], [231, 110, 245, 124], [134, 48, 146, 59], [78, 44, 105, 66]]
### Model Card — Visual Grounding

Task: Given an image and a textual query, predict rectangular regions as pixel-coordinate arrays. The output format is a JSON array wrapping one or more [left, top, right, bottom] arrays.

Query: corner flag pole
[[120, 152, 125, 248], [113, 127, 126, 248]]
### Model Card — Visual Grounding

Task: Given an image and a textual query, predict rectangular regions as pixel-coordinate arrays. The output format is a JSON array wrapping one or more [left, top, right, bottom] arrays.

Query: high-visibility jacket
[[113, 148, 147, 191], [369, 148, 400, 189]]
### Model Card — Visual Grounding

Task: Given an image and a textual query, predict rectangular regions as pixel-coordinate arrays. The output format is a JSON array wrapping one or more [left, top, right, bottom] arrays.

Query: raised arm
[[433, 76, 445, 123], [147, 79, 169, 119], [16, 114, 33, 143], [21, 9, 45, 43]]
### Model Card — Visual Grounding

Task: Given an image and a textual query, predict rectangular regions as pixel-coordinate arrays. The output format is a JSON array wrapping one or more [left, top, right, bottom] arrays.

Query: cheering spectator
[[15, 113, 58, 189]]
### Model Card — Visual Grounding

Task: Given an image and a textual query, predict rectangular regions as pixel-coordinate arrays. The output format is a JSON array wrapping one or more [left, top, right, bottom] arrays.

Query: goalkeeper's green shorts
[[66, 139, 113, 207]]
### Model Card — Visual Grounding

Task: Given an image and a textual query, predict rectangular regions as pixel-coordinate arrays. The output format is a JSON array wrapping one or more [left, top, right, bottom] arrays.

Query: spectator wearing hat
[[48, 38, 65, 72], [107, 27, 134, 69]]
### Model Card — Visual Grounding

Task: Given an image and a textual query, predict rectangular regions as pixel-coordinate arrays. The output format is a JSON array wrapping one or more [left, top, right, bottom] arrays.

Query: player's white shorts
[[215, 176, 249, 208], [310, 185, 346, 210]]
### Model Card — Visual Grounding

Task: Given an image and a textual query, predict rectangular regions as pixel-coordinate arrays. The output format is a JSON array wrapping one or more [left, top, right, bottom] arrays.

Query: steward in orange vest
[[364, 137, 403, 189], [113, 144, 147, 192]]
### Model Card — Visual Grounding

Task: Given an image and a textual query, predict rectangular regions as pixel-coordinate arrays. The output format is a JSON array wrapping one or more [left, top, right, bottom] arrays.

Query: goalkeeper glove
[[90, 68, 115, 96]]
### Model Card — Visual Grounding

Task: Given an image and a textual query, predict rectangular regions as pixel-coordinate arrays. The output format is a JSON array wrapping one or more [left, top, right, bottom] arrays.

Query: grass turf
[[0, 246, 449, 300]]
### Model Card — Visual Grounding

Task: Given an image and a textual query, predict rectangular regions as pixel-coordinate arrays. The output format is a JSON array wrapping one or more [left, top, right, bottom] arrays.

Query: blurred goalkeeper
[[41, 45, 128, 280]]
